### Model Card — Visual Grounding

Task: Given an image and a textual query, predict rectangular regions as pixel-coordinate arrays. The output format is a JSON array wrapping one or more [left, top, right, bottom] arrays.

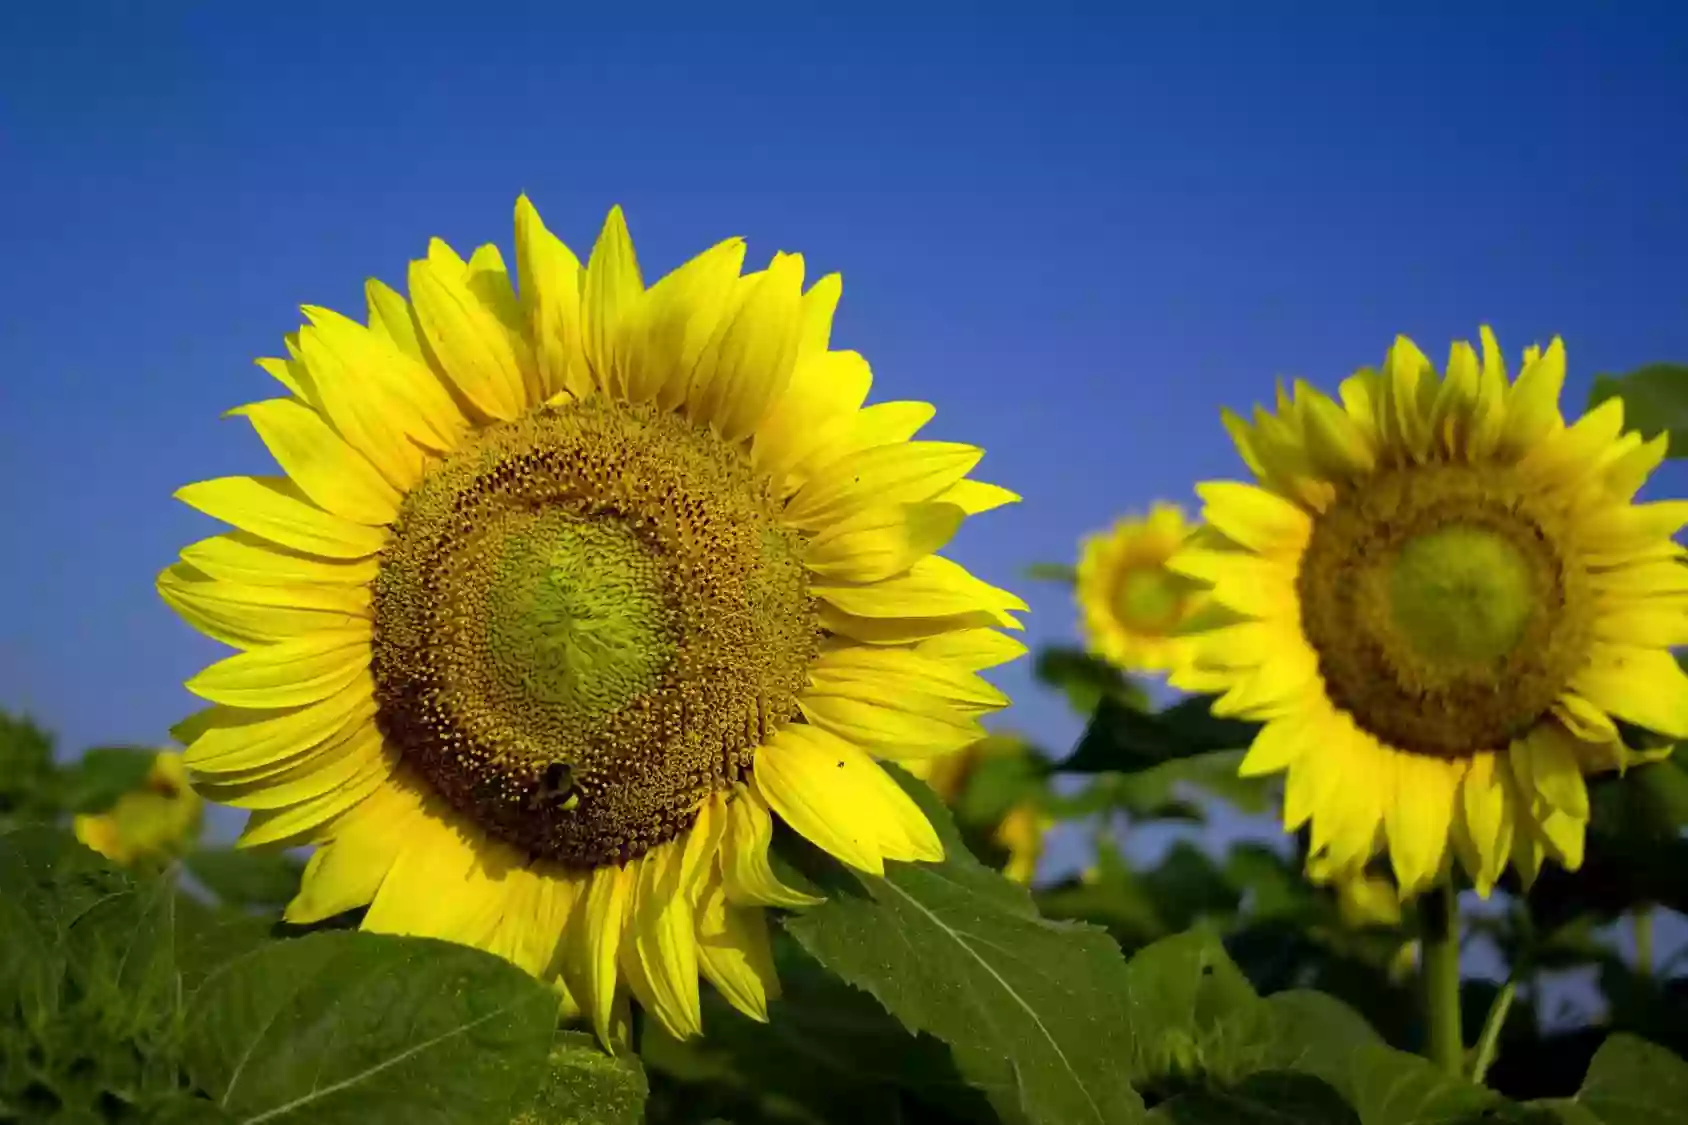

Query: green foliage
[[1534, 1033, 1688, 1124], [1588, 363, 1688, 456], [1034, 646, 1148, 717], [0, 822, 644, 1125], [780, 767, 1147, 1125], [1060, 694, 1260, 773], [182, 848, 305, 911]]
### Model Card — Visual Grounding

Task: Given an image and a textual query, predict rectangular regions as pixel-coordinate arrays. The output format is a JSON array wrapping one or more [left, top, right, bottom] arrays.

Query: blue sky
[[2, 0, 1686, 958]]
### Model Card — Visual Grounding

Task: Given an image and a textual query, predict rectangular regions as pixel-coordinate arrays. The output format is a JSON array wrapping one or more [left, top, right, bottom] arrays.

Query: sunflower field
[[5, 8, 1688, 1125], [3, 196, 1686, 1124]]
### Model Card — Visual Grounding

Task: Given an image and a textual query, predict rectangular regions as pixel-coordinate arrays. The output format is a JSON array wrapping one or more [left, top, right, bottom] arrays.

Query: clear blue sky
[[2, 0, 1685, 924]]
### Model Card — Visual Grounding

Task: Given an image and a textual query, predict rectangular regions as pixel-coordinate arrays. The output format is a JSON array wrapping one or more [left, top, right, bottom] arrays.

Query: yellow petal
[[1593, 604, 1688, 647], [581, 206, 644, 393], [754, 724, 941, 874], [364, 278, 431, 368], [465, 243, 544, 404], [933, 479, 1020, 515], [226, 399, 401, 526], [688, 253, 804, 442], [235, 750, 394, 848], [909, 628, 1027, 671], [562, 864, 634, 1047], [720, 783, 823, 909], [182, 677, 373, 774], [783, 442, 983, 530], [793, 401, 936, 478], [197, 720, 384, 810], [695, 870, 780, 1022], [1571, 645, 1688, 738], [818, 602, 1012, 645], [624, 236, 746, 410], [179, 532, 377, 588], [619, 842, 702, 1040], [363, 814, 511, 950], [1383, 754, 1457, 895], [1196, 481, 1312, 559], [175, 476, 389, 559], [1500, 337, 1568, 454], [1514, 725, 1589, 820], [752, 347, 871, 481], [185, 631, 370, 709], [1466, 326, 1509, 461], [809, 645, 1009, 712], [1300, 387, 1377, 477], [408, 243, 527, 422], [1167, 548, 1297, 619], [300, 304, 468, 458], [1236, 713, 1310, 777], [513, 195, 590, 400], [158, 564, 369, 650], [255, 354, 316, 404], [1379, 337, 1435, 463], [806, 502, 965, 583], [798, 691, 983, 761], [1456, 752, 1513, 897], [1575, 500, 1688, 563], [813, 555, 1025, 628]]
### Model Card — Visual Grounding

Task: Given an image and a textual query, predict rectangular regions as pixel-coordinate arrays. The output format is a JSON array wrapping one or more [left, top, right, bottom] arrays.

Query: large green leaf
[[1588, 363, 1688, 456], [780, 767, 1147, 1125], [0, 712, 60, 826], [1060, 695, 1259, 774], [1146, 1072, 1360, 1124], [1115, 931, 1516, 1125], [642, 935, 994, 1125], [516, 1031, 649, 1125], [186, 847, 306, 909], [1035, 646, 1149, 717], [181, 930, 562, 1125], [1535, 1033, 1688, 1124]]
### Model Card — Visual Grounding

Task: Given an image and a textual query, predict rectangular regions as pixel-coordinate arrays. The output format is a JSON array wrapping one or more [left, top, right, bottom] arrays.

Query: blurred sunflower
[[1076, 505, 1210, 675], [74, 751, 202, 868], [1171, 329, 1687, 898], [160, 198, 1024, 1043], [905, 735, 1049, 884]]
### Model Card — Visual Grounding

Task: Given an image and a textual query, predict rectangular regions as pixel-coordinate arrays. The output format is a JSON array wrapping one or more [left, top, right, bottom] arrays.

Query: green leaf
[[0, 711, 60, 825], [58, 744, 161, 813], [1249, 991, 1505, 1125], [1060, 695, 1259, 774], [1588, 363, 1688, 456], [1535, 1033, 1688, 1124], [780, 766, 1147, 1125], [1035, 646, 1149, 718], [515, 1031, 648, 1125], [1024, 562, 1079, 584], [1147, 1072, 1360, 1124], [185, 847, 305, 909], [181, 930, 561, 1125], [642, 935, 994, 1124]]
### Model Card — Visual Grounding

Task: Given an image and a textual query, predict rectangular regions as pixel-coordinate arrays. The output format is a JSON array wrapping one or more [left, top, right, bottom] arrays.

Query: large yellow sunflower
[[1170, 329, 1688, 898], [1075, 505, 1209, 674], [159, 198, 1025, 1043]]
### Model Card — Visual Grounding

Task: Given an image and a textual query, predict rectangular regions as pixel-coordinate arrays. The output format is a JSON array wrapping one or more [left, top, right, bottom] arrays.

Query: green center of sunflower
[[1113, 566, 1187, 632], [371, 398, 817, 868], [1296, 464, 1591, 758]]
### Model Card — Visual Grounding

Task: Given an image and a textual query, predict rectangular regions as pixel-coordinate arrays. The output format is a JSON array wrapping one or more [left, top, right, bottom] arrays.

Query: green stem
[[1635, 904, 1655, 980], [1470, 979, 1516, 1086], [1419, 880, 1464, 1075]]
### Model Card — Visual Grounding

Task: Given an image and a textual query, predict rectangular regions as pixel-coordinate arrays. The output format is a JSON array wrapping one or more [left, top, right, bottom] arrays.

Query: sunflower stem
[[1470, 979, 1515, 1086], [1419, 880, 1464, 1076], [1635, 904, 1655, 980]]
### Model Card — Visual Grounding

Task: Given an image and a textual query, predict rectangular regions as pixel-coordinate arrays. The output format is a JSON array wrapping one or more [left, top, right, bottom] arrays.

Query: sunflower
[[73, 751, 202, 868], [1075, 505, 1210, 674], [903, 733, 1049, 884], [160, 198, 1025, 1043], [1170, 328, 1688, 898]]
